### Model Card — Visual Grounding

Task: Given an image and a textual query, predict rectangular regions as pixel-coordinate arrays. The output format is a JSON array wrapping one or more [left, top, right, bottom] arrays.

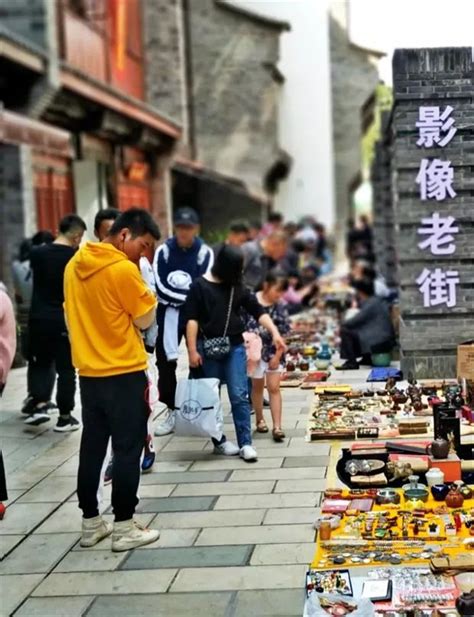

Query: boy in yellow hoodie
[[64, 208, 161, 552]]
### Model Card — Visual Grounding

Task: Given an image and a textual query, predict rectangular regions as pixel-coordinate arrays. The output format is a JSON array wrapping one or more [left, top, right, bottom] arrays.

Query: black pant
[[340, 326, 362, 362], [77, 371, 148, 521], [28, 319, 76, 416], [155, 304, 183, 410]]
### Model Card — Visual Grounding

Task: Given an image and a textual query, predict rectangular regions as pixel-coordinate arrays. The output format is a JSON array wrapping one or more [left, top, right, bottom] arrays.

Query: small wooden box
[[428, 453, 462, 482]]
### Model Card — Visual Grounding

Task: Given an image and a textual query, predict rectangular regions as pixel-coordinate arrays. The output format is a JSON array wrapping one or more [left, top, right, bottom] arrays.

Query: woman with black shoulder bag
[[183, 245, 286, 462]]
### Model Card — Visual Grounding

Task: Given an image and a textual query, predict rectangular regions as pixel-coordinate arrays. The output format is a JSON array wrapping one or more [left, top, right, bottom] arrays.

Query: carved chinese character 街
[[416, 159, 456, 201], [416, 267, 459, 308], [417, 212, 459, 255], [416, 105, 457, 148]]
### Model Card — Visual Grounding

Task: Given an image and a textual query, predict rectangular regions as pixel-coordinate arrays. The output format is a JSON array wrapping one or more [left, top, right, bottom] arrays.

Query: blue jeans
[[195, 344, 252, 448]]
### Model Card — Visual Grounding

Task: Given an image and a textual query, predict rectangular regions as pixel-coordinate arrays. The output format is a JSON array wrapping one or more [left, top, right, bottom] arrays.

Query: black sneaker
[[263, 398, 270, 408], [21, 396, 36, 415], [24, 409, 51, 426], [340, 360, 360, 370], [54, 415, 81, 432]]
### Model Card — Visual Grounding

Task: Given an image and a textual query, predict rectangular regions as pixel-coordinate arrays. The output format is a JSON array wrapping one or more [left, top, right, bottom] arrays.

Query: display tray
[[306, 393, 433, 442], [311, 489, 474, 570]]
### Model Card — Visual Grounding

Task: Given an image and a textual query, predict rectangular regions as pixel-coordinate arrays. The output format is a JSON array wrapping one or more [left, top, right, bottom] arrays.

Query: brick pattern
[[391, 47, 474, 378]]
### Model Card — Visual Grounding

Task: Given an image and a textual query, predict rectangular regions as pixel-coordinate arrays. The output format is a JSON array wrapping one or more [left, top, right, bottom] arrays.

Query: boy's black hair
[[59, 214, 87, 235], [94, 208, 120, 232], [229, 219, 250, 234], [18, 239, 32, 262], [249, 220, 262, 230], [264, 269, 289, 292], [211, 244, 243, 286], [31, 230, 55, 246], [268, 212, 283, 224], [109, 207, 161, 240]]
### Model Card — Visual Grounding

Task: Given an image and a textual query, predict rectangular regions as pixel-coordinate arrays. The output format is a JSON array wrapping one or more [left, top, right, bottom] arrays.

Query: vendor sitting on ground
[[339, 278, 395, 370]]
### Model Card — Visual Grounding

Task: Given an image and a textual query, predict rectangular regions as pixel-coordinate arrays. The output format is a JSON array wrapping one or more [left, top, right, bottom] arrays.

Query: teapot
[[427, 438, 450, 460], [445, 484, 464, 508]]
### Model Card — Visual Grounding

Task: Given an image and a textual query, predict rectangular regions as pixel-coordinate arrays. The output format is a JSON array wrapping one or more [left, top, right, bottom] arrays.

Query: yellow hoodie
[[64, 242, 156, 377]]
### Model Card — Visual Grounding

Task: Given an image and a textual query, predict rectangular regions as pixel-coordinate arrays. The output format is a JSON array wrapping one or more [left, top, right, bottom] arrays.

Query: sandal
[[272, 428, 285, 442], [256, 420, 269, 433]]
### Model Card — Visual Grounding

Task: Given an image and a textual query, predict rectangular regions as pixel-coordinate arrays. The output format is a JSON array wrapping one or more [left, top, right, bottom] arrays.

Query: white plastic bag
[[174, 378, 224, 441]]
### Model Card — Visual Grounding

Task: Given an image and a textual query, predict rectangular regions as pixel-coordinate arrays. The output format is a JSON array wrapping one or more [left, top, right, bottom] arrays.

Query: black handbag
[[202, 287, 234, 360]]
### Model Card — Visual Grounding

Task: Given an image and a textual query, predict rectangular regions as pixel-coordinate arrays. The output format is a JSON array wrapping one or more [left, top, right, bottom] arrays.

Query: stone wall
[[391, 47, 474, 378], [187, 0, 282, 195], [142, 0, 187, 133], [371, 111, 398, 287], [0, 144, 26, 292]]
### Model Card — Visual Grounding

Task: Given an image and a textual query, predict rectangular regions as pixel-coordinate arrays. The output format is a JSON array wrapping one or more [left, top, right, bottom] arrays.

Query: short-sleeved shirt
[[64, 242, 156, 377], [184, 278, 264, 345], [247, 300, 291, 361], [30, 244, 76, 326]]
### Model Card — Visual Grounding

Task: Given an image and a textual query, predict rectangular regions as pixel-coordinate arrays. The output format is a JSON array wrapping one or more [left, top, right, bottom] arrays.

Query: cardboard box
[[457, 340, 474, 381], [428, 453, 462, 482]]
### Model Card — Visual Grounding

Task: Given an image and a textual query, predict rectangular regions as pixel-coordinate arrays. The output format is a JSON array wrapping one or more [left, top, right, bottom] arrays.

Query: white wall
[[73, 161, 104, 242], [226, 0, 335, 230]]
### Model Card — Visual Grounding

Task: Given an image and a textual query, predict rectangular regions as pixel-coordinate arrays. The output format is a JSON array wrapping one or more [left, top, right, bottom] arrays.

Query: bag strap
[[222, 287, 234, 337]]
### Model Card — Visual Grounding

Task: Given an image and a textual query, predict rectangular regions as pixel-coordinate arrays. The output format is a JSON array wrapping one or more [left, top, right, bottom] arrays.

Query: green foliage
[[201, 228, 227, 245], [361, 83, 393, 171]]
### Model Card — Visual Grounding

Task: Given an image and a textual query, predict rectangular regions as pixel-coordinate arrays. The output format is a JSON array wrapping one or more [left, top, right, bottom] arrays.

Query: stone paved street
[[0, 362, 372, 616]]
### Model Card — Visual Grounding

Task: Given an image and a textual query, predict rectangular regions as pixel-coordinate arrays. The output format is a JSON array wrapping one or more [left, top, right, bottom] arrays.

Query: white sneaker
[[112, 519, 160, 552], [239, 445, 258, 462], [214, 440, 240, 456], [80, 515, 113, 547], [154, 409, 175, 436]]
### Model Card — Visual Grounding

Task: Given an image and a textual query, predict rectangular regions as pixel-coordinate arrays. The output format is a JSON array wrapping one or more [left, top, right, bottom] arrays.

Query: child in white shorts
[[247, 271, 291, 442]]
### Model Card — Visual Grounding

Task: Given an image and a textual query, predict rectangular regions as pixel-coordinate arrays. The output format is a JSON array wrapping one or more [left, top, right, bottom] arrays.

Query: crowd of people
[[0, 206, 396, 547]]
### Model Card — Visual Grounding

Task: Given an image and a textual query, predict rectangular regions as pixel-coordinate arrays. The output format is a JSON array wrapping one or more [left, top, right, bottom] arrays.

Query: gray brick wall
[[187, 0, 281, 195], [0, 144, 26, 293], [142, 0, 187, 131], [391, 47, 474, 378]]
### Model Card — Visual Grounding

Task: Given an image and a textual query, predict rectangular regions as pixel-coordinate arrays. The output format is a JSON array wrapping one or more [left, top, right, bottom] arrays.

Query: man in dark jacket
[[340, 278, 395, 370], [153, 207, 214, 435]]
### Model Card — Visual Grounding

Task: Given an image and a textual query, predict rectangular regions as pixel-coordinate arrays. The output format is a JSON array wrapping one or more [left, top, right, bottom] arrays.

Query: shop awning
[[0, 108, 73, 157]]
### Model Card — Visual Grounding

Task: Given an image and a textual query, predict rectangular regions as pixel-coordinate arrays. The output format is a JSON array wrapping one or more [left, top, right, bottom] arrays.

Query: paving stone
[[252, 428, 306, 439], [257, 445, 330, 458], [0, 534, 25, 559], [172, 480, 275, 497], [54, 549, 127, 572], [263, 507, 319, 525], [139, 470, 230, 484], [138, 484, 176, 498], [162, 440, 210, 452], [195, 524, 314, 546], [17, 476, 77, 503], [0, 502, 59, 535], [216, 493, 319, 510], [1, 574, 44, 615], [122, 544, 253, 570], [250, 542, 315, 565], [229, 467, 325, 482], [32, 569, 177, 597], [133, 496, 217, 513], [6, 466, 56, 490], [170, 564, 307, 592], [275, 479, 326, 493], [283, 456, 329, 468], [233, 589, 304, 616], [0, 533, 78, 574], [152, 509, 266, 529], [87, 592, 233, 616], [190, 457, 283, 470], [15, 596, 95, 617]]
